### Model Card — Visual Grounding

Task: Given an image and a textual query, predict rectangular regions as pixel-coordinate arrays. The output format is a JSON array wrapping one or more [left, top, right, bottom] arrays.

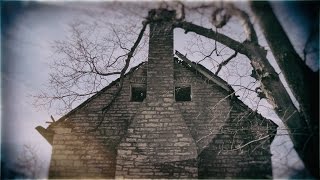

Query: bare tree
[[14, 145, 44, 178], [33, 1, 318, 177], [174, 2, 318, 177], [33, 12, 149, 114]]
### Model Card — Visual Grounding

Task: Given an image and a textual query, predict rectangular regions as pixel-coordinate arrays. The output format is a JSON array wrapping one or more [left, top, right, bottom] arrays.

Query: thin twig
[[89, 21, 149, 132], [215, 51, 238, 75]]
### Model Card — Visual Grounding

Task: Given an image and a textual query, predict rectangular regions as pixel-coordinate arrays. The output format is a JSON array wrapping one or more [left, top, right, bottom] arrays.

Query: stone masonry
[[115, 10, 198, 178], [37, 9, 277, 179]]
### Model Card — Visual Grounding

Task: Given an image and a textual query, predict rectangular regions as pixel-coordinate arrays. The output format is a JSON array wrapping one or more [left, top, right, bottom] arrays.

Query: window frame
[[130, 84, 147, 102], [174, 84, 192, 102]]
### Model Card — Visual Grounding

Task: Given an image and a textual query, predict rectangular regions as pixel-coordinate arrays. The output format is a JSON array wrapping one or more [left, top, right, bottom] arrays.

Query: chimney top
[[148, 9, 176, 22]]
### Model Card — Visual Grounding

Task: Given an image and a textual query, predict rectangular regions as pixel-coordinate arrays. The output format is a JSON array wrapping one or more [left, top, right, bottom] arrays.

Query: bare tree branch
[[215, 51, 238, 75], [174, 21, 247, 54], [224, 3, 258, 43], [90, 20, 149, 131], [15, 145, 44, 178]]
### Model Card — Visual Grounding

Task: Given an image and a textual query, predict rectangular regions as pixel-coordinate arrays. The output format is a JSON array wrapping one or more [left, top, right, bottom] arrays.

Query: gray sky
[[2, 2, 88, 177], [1, 1, 317, 178]]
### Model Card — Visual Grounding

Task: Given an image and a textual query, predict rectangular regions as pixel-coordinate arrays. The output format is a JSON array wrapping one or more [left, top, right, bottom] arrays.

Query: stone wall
[[175, 60, 275, 178], [48, 64, 147, 178], [198, 103, 275, 178], [48, 59, 275, 178], [174, 60, 232, 153]]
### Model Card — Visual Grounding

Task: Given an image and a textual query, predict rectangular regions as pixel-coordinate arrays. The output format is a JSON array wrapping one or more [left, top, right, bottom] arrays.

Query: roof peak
[[44, 53, 234, 127]]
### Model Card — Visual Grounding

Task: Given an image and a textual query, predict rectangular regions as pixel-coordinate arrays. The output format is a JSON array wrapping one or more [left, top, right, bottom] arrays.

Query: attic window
[[175, 86, 191, 102], [131, 85, 146, 102]]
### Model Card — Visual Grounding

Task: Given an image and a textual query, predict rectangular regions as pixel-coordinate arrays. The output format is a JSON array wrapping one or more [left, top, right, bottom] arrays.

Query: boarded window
[[175, 86, 191, 101], [131, 86, 146, 102]]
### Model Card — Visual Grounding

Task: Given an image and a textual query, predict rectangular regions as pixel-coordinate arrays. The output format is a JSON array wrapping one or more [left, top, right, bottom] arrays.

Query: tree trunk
[[250, 1, 319, 177]]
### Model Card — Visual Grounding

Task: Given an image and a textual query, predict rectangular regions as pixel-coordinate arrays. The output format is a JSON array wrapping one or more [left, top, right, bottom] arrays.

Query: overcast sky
[[1, 1, 318, 178]]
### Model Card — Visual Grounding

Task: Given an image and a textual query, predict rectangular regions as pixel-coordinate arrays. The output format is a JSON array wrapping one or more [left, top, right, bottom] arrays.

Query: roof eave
[[175, 50, 233, 93]]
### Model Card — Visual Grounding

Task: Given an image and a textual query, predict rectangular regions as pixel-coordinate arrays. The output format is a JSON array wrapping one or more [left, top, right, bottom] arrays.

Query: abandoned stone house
[[36, 9, 277, 179]]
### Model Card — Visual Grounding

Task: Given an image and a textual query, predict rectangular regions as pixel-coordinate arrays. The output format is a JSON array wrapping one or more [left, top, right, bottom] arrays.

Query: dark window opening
[[131, 86, 146, 102], [175, 86, 191, 101]]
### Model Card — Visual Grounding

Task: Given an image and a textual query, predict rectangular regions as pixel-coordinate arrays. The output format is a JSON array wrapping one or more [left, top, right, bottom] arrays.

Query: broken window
[[175, 86, 191, 101], [131, 85, 146, 102]]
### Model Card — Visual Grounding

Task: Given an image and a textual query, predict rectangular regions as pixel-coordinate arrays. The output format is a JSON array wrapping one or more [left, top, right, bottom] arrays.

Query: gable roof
[[38, 51, 276, 141], [48, 53, 234, 126], [43, 62, 146, 130]]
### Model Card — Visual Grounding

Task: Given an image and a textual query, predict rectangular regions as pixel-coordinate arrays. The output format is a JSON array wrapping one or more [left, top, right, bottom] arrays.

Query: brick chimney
[[146, 9, 175, 102], [115, 9, 198, 178]]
